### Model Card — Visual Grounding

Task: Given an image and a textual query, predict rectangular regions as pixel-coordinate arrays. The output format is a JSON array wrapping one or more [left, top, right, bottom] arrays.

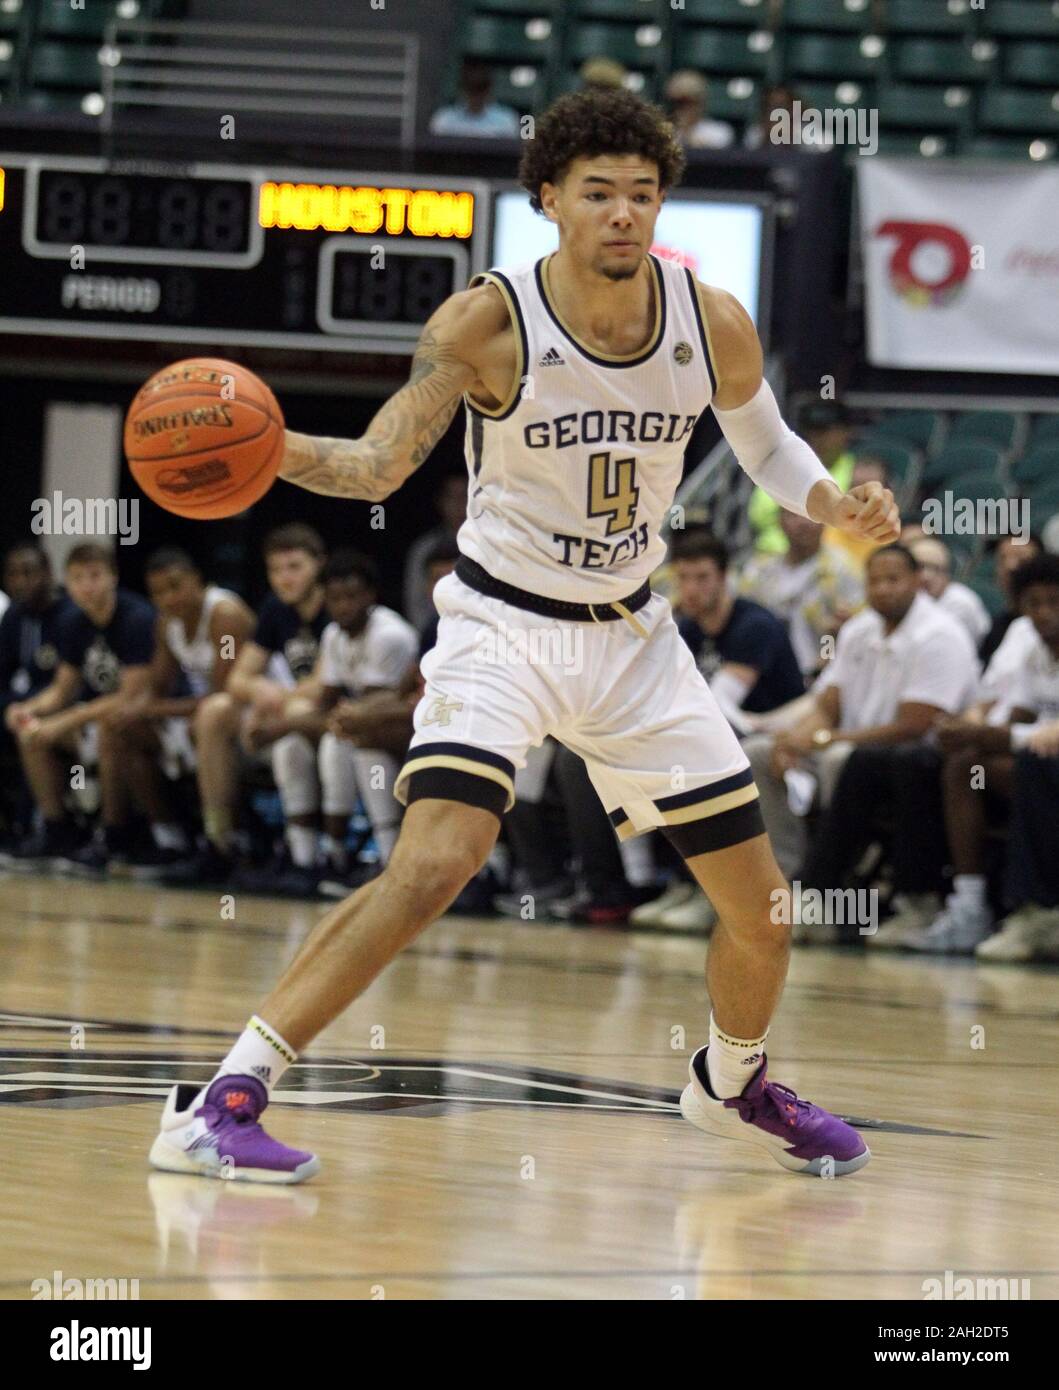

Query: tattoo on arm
[[279, 325, 470, 500]]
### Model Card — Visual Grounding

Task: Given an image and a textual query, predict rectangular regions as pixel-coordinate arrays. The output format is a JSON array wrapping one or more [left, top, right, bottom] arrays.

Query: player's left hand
[[829, 482, 900, 543]]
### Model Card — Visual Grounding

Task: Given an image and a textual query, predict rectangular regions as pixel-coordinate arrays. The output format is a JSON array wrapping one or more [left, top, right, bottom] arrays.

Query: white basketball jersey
[[456, 252, 717, 604], [165, 585, 235, 696]]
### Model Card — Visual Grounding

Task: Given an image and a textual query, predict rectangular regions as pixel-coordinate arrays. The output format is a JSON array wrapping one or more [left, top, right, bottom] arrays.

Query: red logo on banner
[[874, 220, 973, 307]]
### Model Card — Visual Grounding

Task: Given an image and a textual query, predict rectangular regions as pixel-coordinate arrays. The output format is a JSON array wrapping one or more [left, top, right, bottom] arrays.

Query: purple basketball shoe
[[680, 1047, 870, 1176], [149, 1075, 320, 1184]]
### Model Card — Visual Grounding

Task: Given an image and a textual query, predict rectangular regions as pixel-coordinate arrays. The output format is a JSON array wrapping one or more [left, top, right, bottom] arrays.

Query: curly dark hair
[[518, 87, 686, 215]]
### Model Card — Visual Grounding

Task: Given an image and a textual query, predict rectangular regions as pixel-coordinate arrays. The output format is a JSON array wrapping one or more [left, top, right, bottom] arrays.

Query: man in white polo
[[741, 544, 980, 938]]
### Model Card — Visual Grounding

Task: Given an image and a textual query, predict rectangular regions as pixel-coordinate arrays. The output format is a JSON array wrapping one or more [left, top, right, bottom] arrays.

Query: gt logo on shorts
[[423, 695, 465, 727]]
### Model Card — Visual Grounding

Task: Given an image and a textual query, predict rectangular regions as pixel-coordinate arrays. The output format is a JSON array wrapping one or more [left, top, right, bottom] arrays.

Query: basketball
[[124, 358, 285, 520]]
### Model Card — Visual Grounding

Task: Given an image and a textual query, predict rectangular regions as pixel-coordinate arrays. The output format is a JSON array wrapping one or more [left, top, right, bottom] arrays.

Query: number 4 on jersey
[[587, 451, 639, 535]]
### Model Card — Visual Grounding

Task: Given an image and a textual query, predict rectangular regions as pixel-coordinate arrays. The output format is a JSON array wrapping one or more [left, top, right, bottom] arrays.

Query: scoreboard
[[0, 155, 490, 353]]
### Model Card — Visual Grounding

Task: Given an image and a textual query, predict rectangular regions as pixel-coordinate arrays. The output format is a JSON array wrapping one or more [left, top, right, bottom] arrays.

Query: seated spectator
[[579, 57, 627, 92], [673, 531, 805, 734], [72, 548, 255, 875], [403, 473, 466, 632], [902, 554, 1059, 956], [253, 550, 417, 897], [740, 545, 979, 937], [3, 544, 155, 869], [748, 402, 855, 555], [910, 536, 991, 646], [162, 524, 329, 886], [664, 71, 735, 150], [430, 59, 520, 138], [744, 84, 830, 152], [738, 508, 863, 679], [979, 534, 1043, 665], [0, 543, 76, 837], [634, 530, 804, 932]]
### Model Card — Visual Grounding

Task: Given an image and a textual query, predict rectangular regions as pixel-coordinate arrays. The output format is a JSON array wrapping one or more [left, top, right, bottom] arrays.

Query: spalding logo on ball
[[124, 357, 285, 520]]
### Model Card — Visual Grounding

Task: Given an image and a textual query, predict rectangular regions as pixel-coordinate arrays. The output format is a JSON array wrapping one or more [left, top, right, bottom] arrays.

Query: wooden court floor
[[1, 870, 1057, 1301]]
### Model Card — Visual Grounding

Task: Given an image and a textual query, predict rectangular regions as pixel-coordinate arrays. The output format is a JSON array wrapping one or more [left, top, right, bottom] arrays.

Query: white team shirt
[[935, 580, 991, 646], [457, 252, 716, 604], [164, 585, 237, 697], [1006, 634, 1059, 721], [814, 592, 980, 731], [318, 605, 418, 698], [980, 616, 1043, 724]]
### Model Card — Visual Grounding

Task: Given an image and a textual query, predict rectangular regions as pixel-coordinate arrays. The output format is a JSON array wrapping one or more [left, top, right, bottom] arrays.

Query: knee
[[387, 839, 488, 912], [195, 693, 233, 739], [717, 876, 793, 952]]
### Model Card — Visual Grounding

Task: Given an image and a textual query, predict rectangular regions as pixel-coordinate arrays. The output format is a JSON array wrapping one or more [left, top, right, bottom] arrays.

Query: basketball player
[[151, 89, 898, 1183], [71, 548, 256, 874]]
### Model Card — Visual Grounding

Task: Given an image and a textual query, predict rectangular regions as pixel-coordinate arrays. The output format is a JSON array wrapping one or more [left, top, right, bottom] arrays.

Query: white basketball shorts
[[394, 572, 764, 860]]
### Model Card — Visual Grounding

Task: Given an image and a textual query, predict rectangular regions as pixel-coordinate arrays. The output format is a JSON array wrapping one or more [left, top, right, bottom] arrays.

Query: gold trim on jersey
[[610, 780, 759, 840], [691, 279, 722, 397], [539, 252, 664, 364], [395, 753, 516, 812], [463, 271, 525, 419]]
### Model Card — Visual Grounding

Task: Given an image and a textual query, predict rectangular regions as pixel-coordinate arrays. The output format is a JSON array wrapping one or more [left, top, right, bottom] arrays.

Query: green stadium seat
[[490, 64, 547, 110], [472, 0, 564, 12], [956, 469, 1015, 502], [796, 79, 873, 110], [876, 131, 953, 155], [464, 15, 557, 61], [568, 21, 666, 67], [885, 0, 976, 36], [963, 133, 1056, 159], [1005, 43, 1059, 86], [41, 0, 113, 39], [980, 87, 1059, 134], [786, 33, 887, 79], [950, 412, 1021, 451], [21, 87, 100, 111], [682, 27, 775, 75], [707, 76, 760, 123], [871, 410, 945, 452], [784, 0, 874, 31], [0, 0, 22, 31], [876, 82, 973, 129], [1012, 446, 1059, 488], [680, 0, 769, 24], [852, 434, 919, 495], [894, 38, 997, 82], [574, 0, 663, 18], [964, 570, 1007, 619], [1024, 478, 1059, 515], [921, 441, 1004, 490], [983, 2, 1059, 39], [30, 41, 103, 88], [1029, 416, 1059, 448]]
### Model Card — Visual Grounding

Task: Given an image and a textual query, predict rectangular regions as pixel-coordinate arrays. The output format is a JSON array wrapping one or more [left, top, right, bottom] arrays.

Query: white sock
[[152, 822, 188, 852], [951, 874, 987, 908], [706, 1013, 769, 1100], [210, 1015, 298, 1096], [286, 824, 319, 868], [319, 834, 349, 874]]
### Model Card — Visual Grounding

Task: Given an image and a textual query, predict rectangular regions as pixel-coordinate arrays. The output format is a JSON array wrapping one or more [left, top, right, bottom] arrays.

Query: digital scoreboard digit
[[0, 157, 489, 353]]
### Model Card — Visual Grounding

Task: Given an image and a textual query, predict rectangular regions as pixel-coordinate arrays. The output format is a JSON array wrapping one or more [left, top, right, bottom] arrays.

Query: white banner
[[858, 160, 1059, 375]]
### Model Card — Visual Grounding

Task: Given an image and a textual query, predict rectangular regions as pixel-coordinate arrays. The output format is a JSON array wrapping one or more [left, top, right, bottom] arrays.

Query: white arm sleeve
[[713, 380, 835, 519], [709, 667, 754, 736]]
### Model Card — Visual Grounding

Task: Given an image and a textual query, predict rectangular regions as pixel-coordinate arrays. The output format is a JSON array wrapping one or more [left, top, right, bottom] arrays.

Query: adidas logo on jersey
[[538, 347, 565, 367]]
